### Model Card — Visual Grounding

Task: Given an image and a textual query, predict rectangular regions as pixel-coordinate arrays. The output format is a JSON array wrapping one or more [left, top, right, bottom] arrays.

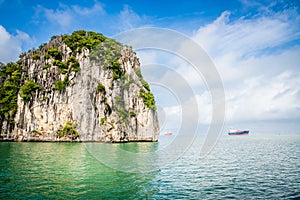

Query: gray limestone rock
[[0, 32, 159, 142]]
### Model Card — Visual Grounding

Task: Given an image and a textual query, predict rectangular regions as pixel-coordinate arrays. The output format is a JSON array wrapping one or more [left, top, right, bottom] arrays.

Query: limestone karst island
[[0, 30, 159, 142]]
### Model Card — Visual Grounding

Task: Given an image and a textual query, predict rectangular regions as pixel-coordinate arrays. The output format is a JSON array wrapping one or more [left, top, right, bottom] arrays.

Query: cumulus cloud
[[33, 2, 106, 31], [0, 25, 34, 63], [192, 8, 300, 126], [3, 0, 297, 132], [0, 2, 151, 64], [32, 2, 152, 36], [138, 6, 300, 131], [37, 4, 73, 27], [115, 5, 299, 132], [226, 71, 300, 122], [193, 9, 300, 58]]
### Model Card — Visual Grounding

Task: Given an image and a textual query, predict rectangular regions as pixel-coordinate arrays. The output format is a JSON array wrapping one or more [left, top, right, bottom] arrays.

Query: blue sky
[[0, 0, 300, 134], [1, 0, 298, 51]]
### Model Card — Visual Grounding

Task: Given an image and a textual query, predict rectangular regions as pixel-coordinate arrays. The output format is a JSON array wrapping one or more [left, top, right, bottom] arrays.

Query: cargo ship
[[228, 129, 249, 136]]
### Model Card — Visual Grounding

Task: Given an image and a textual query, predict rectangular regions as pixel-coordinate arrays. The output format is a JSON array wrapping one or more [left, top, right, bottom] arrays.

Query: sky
[[0, 0, 299, 134]]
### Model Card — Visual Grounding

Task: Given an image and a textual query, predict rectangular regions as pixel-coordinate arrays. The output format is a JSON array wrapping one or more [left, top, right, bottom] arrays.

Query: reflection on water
[[0, 142, 159, 199]]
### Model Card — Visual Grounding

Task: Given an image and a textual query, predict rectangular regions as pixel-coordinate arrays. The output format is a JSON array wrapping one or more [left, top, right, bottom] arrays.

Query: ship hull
[[228, 130, 249, 136]]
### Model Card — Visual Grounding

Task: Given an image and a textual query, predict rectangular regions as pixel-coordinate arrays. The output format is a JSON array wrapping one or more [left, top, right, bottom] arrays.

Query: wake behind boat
[[228, 129, 249, 136]]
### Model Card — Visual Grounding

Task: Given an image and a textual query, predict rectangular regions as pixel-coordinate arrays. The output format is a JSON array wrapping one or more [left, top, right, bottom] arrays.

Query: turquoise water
[[0, 134, 299, 199]]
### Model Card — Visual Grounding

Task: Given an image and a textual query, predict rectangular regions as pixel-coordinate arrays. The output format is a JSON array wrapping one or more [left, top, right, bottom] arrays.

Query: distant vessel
[[164, 132, 173, 136], [228, 129, 249, 136]]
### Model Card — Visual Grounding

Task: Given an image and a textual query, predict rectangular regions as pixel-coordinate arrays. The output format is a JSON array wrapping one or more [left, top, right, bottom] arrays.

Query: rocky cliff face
[[0, 30, 159, 142]]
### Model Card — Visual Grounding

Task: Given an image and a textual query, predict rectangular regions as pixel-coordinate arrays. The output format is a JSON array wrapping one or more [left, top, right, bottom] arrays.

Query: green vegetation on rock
[[46, 47, 62, 60], [0, 30, 158, 141], [123, 78, 134, 90], [54, 80, 65, 91], [60, 30, 125, 79], [139, 89, 156, 110], [57, 122, 79, 138], [135, 68, 143, 78], [54, 76, 69, 91], [129, 111, 136, 117], [32, 51, 41, 60], [88, 34, 124, 79], [111, 59, 124, 80], [19, 52, 26, 59], [53, 60, 68, 74], [66, 56, 80, 72], [62, 30, 106, 54], [20, 80, 42, 103], [31, 129, 41, 135], [100, 117, 107, 126], [70, 61, 80, 72], [43, 64, 50, 70], [96, 83, 106, 93], [62, 30, 125, 80], [90, 38, 122, 63], [114, 95, 130, 124], [0, 62, 22, 123], [141, 79, 150, 91]]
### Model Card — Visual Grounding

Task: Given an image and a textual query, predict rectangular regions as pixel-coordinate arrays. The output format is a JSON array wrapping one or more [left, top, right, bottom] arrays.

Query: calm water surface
[[0, 134, 299, 199]]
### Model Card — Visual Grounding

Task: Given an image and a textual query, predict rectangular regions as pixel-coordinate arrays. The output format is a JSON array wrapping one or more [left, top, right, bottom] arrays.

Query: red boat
[[164, 132, 173, 136]]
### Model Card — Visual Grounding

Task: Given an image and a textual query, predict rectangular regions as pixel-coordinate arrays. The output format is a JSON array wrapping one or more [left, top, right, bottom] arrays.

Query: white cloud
[[192, 8, 300, 126], [176, 60, 208, 89], [157, 91, 212, 132], [3, 1, 296, 132], [160, 105, 182, 131], [193, 9, 300, 58], [116, 7, 300, 132], [226, 70, 300, 122], [34, 4, 73, 28], [195, 92, 213, 124], [212, 46, 300, 84], [32, 2, 151, 36], [72, 2, 105, 16], [0, 25, 34, 63], [118, 5, 149, 31], [34, 2, 106, 30]]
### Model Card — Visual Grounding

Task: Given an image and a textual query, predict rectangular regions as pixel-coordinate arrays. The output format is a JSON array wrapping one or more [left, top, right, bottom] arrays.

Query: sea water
[[0, 134, 299, 199]]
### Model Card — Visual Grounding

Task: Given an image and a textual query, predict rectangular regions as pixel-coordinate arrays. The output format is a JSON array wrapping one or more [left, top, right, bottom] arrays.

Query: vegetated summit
[[0, 30, 159, 142]]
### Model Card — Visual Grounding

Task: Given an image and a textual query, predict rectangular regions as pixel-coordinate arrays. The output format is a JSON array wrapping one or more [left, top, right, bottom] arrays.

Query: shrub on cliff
[[57, 122, 79, 138], [0, 62, 21, 122], [45, 47, 62, 60], [139, 89, 156, 110], [62, 30, 106, 54], [96, 83, 106, 94], [20, 80, 42, 103]]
